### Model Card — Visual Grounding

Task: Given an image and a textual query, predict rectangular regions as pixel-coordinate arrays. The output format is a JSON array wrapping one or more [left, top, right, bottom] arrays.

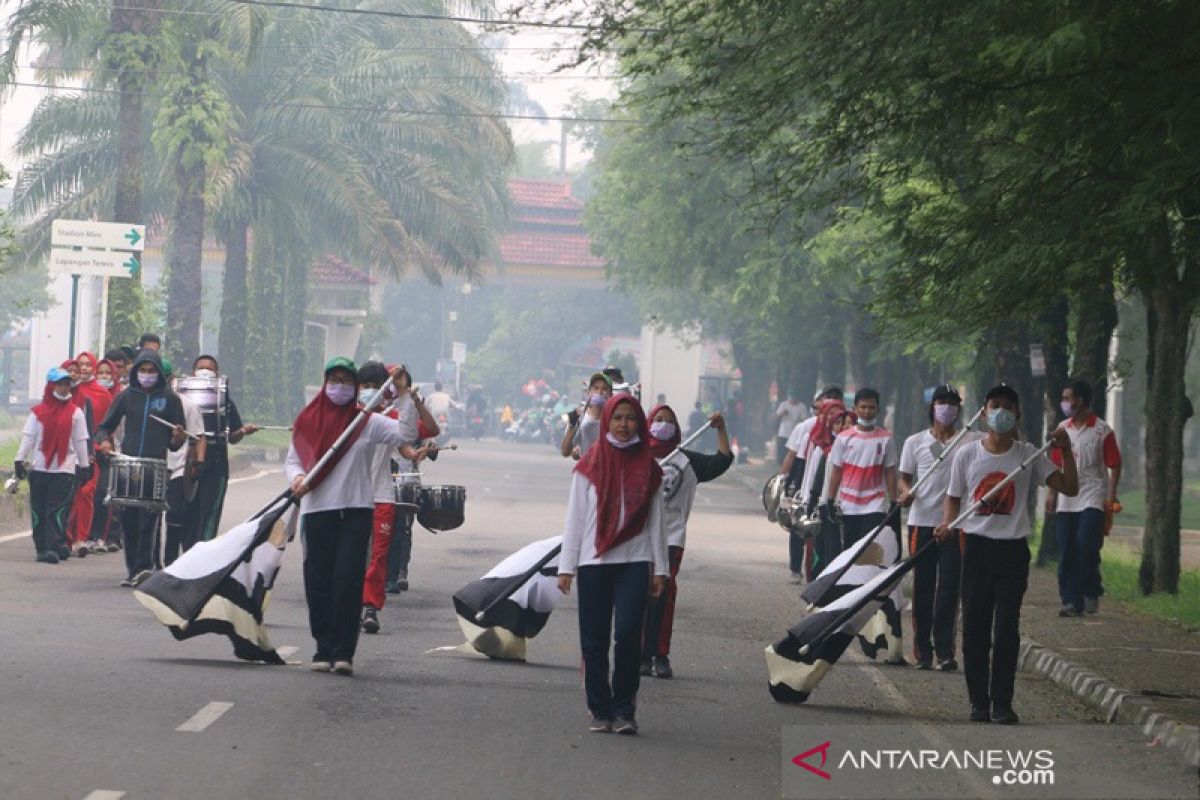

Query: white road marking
[[83, 791, 126, 800], [176, 701, 234, 732], [228, 468, 279, 485], [0, 530, 30, 544]]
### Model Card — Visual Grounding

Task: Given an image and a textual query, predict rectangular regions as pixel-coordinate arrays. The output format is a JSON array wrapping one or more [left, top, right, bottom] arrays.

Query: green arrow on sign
[[123, 256, 139, 275], [124, 228, 142, 247]]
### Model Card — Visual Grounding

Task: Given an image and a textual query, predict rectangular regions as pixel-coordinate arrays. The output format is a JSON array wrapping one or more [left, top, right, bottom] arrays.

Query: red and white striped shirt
[[1050, 413, 1120, 513], [828, 426, 897, 515]]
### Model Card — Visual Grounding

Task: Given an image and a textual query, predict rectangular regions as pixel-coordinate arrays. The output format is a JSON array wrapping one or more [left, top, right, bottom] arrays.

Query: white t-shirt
[[947, 439, 1057, 540], [285, 413, 409, 514], [776, 399, 808, 438], [559, 472, 668, 575], [1051, 414, 1120, 513], [899, 428, 984, 527], [786, 416, 818, 458], [168, 395, 206, 478], [575, 414, 601, 457], [828, 426, 897, 515], [660, 449, 699, 548], [16, 407, 90, 473]]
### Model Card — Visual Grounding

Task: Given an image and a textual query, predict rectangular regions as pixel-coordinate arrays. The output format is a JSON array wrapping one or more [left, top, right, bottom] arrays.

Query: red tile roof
[[498, 230, 603, 269], [508, 179, 584, 211], [311, 255, 376, 286]]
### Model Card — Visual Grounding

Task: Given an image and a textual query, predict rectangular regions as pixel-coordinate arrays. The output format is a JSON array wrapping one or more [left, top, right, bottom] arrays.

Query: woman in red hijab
[[799, 402, 856, 579], [67, 351, 114, 556], [557, 394, 668, 736], [15, 367, 91, 563]]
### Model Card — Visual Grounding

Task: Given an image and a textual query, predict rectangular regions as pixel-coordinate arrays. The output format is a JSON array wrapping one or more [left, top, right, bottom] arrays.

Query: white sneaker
[[310, 660, 332, 672], [332, 661, 354, 676]]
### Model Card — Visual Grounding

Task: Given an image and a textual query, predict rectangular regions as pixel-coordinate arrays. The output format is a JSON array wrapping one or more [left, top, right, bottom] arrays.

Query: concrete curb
[[728, 462, 1200, 768], [1018, 639, 1199, 768]]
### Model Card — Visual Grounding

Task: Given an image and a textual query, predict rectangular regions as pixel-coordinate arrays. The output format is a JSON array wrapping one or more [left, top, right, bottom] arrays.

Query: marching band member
[[641, 405, 733, 679], [557, 395, 668, 735], [87, 358, 125, 552], [286, 358, 410, 676], [385, 372, 440, 596], [95, 350, 188, 587], [357, 363, 435, 633], [559, 372, 612, 460], [778, 386, 843, 579], [67, 351, 113, 557], [898, 385, 977, 671], [185, 355, 257, 547], [936, 385, 1077, 724], [825, 387, 898, 551], [800, 400, 855, 579], [161, 359, 207, 567], [15, 367, 91, 564]]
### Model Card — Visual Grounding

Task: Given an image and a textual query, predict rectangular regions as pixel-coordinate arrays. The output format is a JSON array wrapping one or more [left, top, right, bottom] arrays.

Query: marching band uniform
[[162, 389, 206, 566], [185, 356, 249, 546], [286, 358, 409, 674], [801, 400, 853, 578], [559, 396, 668, 734], [16, 368, 91, 563], [67, 352, 116, 556], [384, 390, 438, 594], [95, 350, 187, 586], [641, 405, 732, 678]]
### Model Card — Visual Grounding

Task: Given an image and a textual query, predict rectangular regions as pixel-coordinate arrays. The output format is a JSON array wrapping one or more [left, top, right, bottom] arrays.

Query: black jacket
[[95, 350, 186, 459]]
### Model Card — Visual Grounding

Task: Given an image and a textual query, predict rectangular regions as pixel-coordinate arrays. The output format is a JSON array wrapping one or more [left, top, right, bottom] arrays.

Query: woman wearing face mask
[[15, 367, 92, 564], [66, 351, 116, 557], [557, 395, 669, 735], [284, 357, 410, 676], [936, 384, 1077, 724], [798, 401, 856, 581], [897, 386, 981, 672], [640, 404, 732, 679], [85, 359, 124, 553], [560, 372, 613, 460]]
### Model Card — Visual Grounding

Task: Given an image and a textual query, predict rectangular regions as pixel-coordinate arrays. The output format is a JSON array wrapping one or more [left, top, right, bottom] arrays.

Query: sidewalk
[[728, 455, 1200, 766]]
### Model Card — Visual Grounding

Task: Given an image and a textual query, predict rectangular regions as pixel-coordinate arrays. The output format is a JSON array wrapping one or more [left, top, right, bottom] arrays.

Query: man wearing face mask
[[937, 384, 1077, 724], [16, 367, 92, 563], [95, 349, 188, 586], [1046, 379, 1121, 617], [183, 355, 257, 549], [560, 372, 613, 460], [898, 386, 980, 671], [161, 359, 207, 567], [825, 387, 899, 552]]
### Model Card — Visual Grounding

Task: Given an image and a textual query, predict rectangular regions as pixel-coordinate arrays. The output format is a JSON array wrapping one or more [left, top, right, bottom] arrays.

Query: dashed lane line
[[176, 701, 235, 733], [83, 791, 126, 800]]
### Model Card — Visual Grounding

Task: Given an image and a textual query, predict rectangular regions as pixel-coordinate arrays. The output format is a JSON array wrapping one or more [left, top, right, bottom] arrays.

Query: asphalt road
[[0, 439, 1194, 799]]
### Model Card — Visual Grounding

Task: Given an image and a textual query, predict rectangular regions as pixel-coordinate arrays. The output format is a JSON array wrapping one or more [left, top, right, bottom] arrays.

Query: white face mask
[[98, 378, 114, 389], [195, 368, 216, 379], [606, 432, 641, 449], [53, 389, 72, 401], [649, 421, 677, 440]]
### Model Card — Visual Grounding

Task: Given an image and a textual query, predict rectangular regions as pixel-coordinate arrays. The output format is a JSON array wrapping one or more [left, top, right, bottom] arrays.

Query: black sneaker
[[884, 656, 908, 667], [119, 575, 134, 587], [361, 608, 380, 634], [588, 715, 612, 733], [36, 551, 58, 564], [991, 705, 1020, 725], [612, 715, 638, 735], [106, 541, 122, 553], [639, 658, 653, 676], [652, 656, 673, 679], [937, 658, 958, 672], [1058, 605, 1082, 618], [385, 581, 401, 595], [969, 705, 991, 723], [397, 578, 409, 591], [131, 569, 153, 587], [56, 546, 71, 561], [914, 659, 933, 671], [1083, 597, 1099, 615]]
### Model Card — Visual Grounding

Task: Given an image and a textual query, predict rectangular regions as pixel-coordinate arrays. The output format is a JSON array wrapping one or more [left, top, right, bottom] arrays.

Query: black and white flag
[[765, 557, 913, 703], [135, 496, 295, 664], [442, 535, 564, 661]]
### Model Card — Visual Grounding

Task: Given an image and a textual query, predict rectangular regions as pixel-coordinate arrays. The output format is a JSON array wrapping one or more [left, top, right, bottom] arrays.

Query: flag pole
[[799, 438, 1056, 656], [657, 419, 713, 465]]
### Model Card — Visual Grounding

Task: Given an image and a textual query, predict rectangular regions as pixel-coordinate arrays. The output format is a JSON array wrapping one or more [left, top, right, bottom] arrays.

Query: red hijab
[[96, 359, 121, 397], [74, 352, 113, 421], [646, 403, 681, 460], [32, 380, 77, 467], [808, 399, 848, 454], [291, 375, 365, 487], [574, 395, 663, 556]]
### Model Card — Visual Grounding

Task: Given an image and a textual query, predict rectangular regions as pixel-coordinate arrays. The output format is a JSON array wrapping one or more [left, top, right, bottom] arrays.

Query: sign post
[[50, 219, 145, 357]]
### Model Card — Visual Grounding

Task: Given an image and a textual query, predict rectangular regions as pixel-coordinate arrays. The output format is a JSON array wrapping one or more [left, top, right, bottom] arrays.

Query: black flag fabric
[[134, 496, 295, 664], [800, 510, 901, 608], [765, 557, 913, 703], [447, 535, 564, 661]]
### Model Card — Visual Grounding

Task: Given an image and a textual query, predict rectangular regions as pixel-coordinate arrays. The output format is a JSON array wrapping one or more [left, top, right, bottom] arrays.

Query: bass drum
[[417, 485, 466, 532], [762, 473, 786, 523]]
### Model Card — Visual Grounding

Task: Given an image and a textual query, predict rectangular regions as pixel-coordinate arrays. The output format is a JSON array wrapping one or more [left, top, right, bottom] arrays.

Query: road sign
[[51, 219, 146, 252], [49, 249, 139, 278]]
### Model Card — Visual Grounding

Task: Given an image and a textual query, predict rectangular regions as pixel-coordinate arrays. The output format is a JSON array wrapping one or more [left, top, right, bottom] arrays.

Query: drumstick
[[254, 425, 293, 431], [150, 414, 201, 442]]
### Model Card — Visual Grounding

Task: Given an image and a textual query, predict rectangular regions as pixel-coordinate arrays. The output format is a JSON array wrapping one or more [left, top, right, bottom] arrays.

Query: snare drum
[[106, 455, 169, 511], [394, 476, 422, 513], [417, 484, 466, 532], [176, 375, 227, 431]]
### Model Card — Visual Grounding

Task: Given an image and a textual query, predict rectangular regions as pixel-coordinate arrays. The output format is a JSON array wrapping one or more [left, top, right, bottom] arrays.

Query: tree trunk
[[282, 247, 310, 419], [245, 230, 284, 422], [164, 165, 205, 363], [1072, 268, 1119, 418], [817, 315, 846, 390], [218, 218, 249, 388], [1038, 296, 1071, 566], [730, 335, 770, 458], [992, 321, 1039, 443], [845, 305, 873, 391], [1137, 213, 1198, 594], [104, 0, 160, 350]]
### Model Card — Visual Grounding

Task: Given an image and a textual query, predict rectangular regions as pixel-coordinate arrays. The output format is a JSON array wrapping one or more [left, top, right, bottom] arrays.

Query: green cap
[[161, 357, 174, 378], [324, 356, 357, 377]]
